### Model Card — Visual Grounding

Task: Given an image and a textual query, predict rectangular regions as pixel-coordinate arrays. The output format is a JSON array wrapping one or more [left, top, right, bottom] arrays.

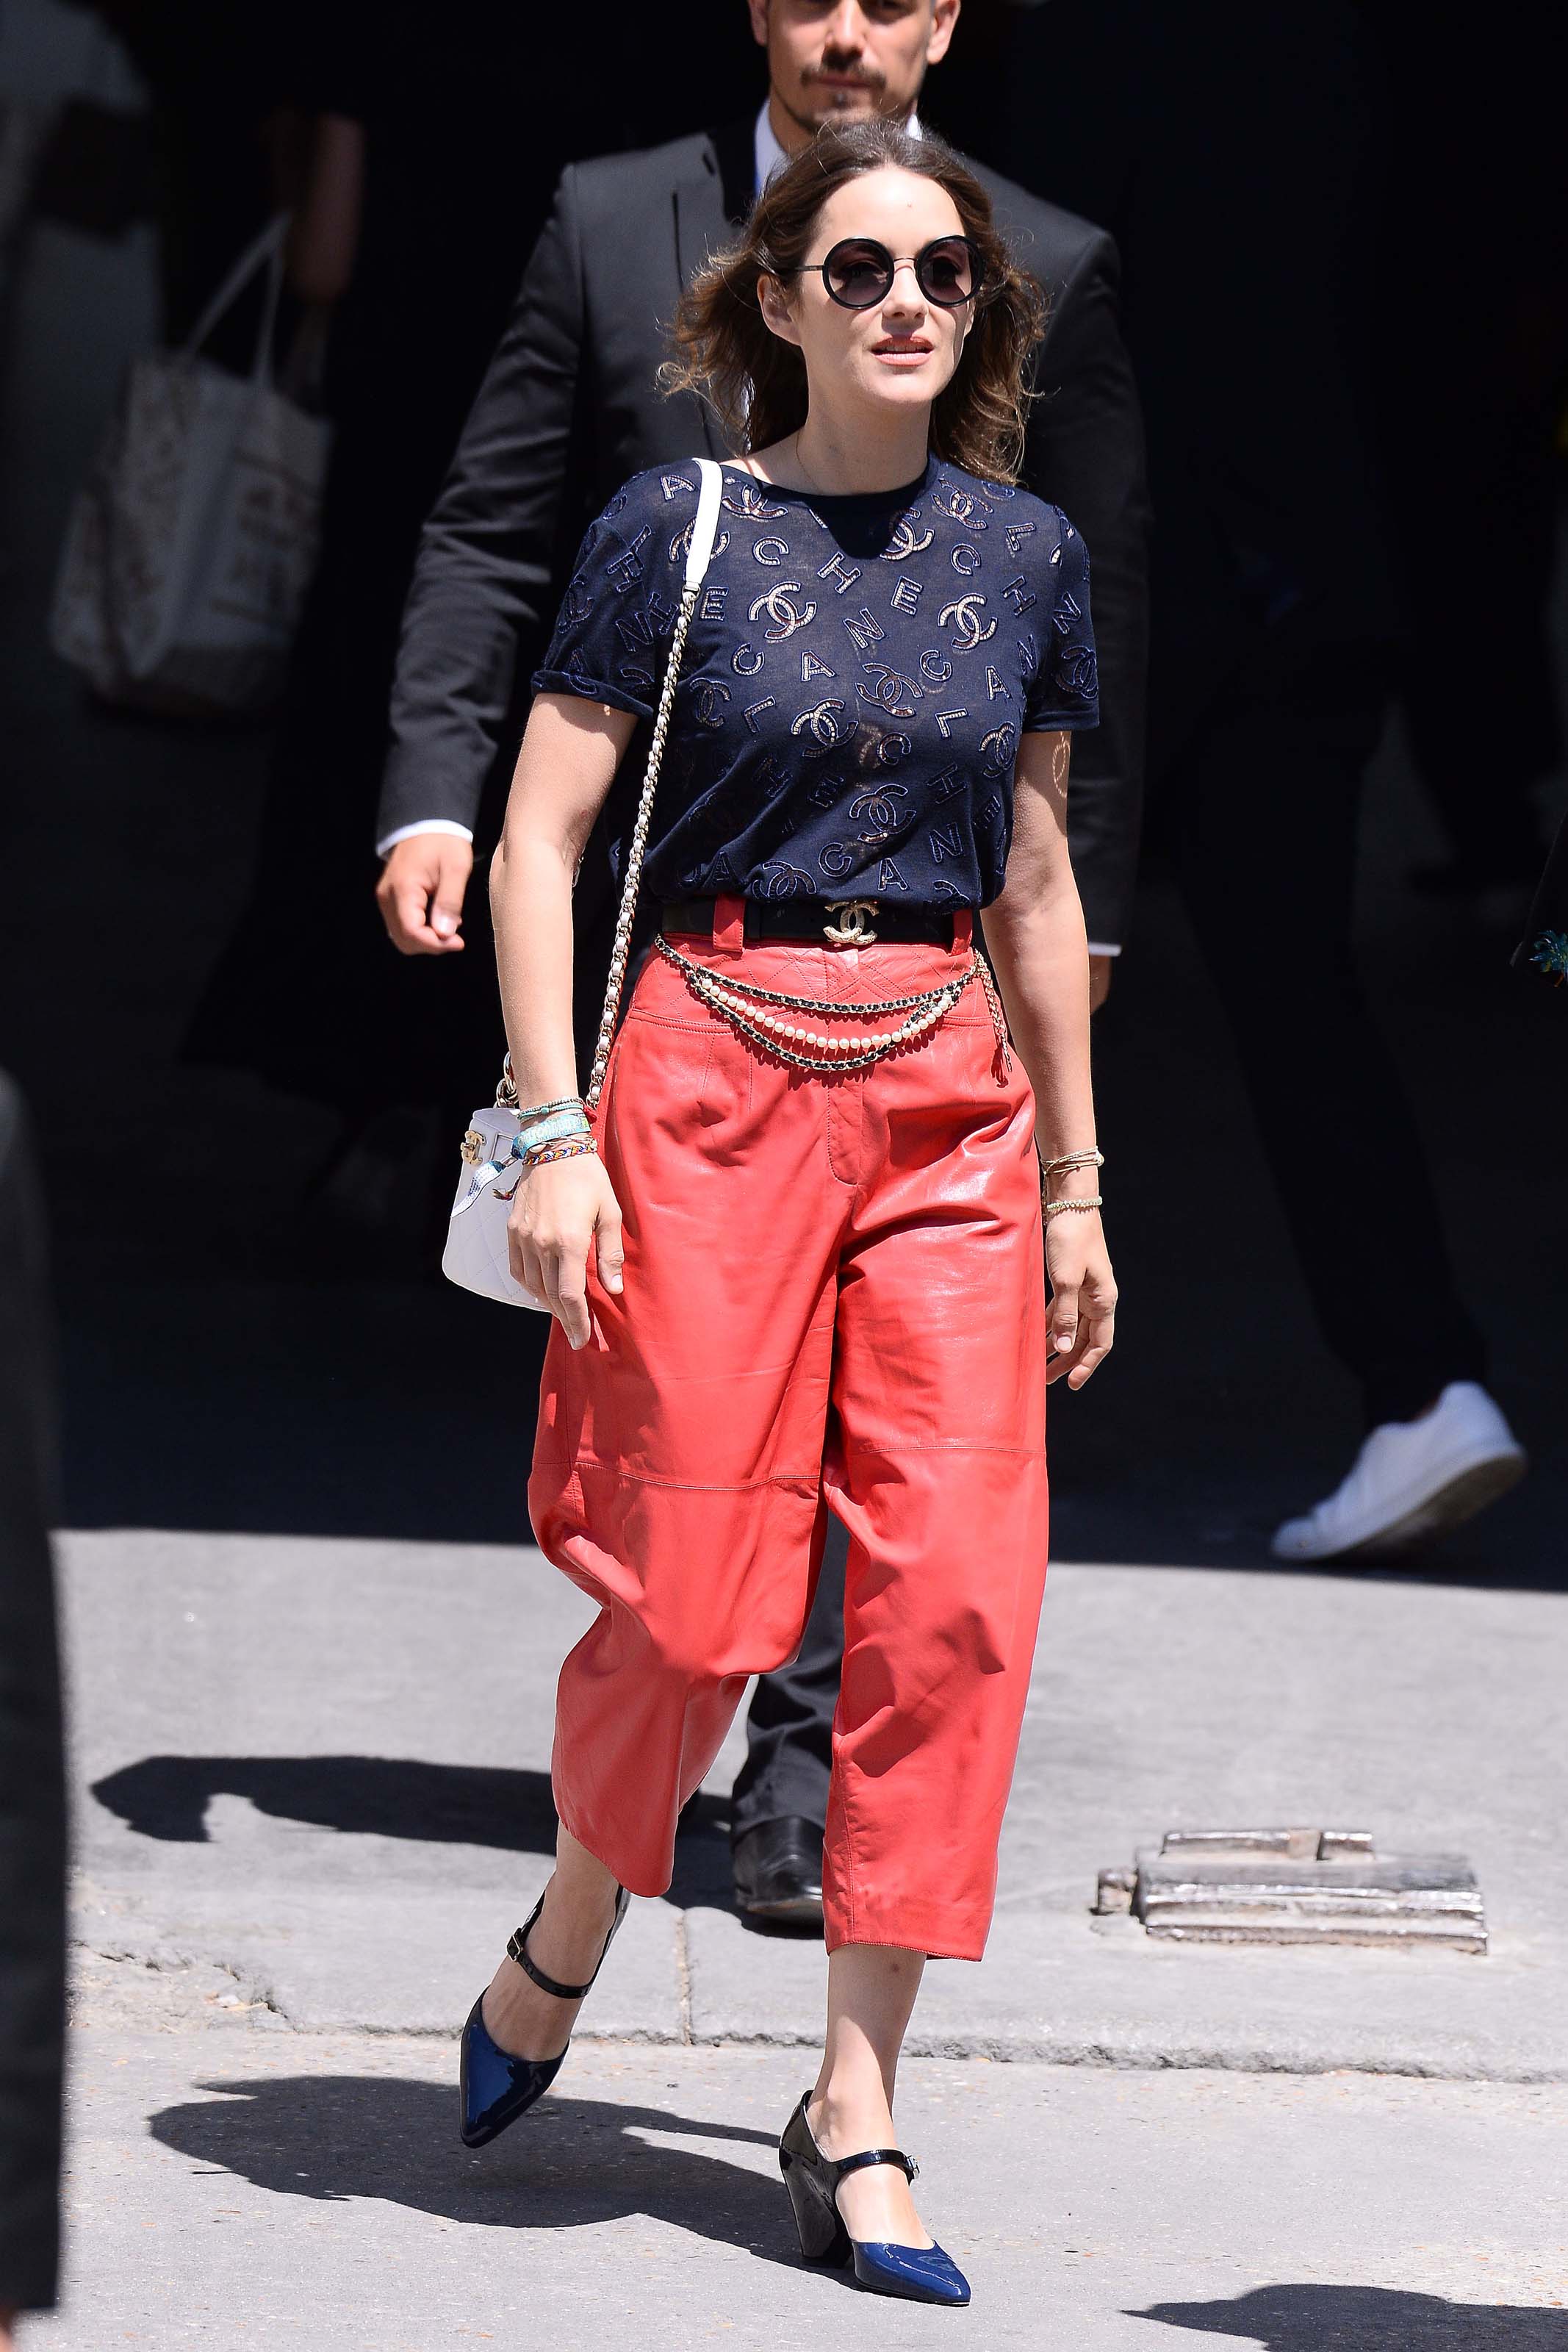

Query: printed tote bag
[[49, 214, 331, 716]]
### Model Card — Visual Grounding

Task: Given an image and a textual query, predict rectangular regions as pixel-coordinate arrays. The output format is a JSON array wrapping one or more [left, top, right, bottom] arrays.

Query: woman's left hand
[[1044, 1213, 1117, 1388]]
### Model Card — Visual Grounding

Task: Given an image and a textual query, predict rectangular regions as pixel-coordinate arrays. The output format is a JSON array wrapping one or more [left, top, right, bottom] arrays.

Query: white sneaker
[[1271, 1383, 1527, 1563]]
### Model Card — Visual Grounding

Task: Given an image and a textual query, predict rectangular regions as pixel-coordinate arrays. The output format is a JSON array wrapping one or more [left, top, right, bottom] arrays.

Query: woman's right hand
[[507, 1155, 624, 1349]]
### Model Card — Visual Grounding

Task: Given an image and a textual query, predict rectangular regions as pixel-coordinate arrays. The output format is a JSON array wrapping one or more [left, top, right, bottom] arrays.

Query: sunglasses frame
[[796, 234, 990, 312]]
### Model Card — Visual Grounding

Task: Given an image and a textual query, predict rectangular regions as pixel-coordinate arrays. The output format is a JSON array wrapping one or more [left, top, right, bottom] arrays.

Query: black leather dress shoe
[[732, 1818, 825, 1926]]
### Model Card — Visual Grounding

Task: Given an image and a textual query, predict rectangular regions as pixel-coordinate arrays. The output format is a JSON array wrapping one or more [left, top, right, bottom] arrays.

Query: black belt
[[659, 894, 965, 946]]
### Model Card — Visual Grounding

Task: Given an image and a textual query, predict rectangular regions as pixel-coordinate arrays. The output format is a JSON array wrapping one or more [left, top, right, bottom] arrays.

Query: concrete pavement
[[32, 1962, 1567, 2349], [62, 1529, 1568, 2081]]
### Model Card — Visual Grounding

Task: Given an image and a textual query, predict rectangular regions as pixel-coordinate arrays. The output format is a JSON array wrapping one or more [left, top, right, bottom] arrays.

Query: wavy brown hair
[[661, 119, 1047, 485]]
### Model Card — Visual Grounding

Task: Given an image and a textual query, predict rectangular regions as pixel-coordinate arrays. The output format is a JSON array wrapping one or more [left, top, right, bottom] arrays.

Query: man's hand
[[1089, 954, 1114, 1014], [375, 833, 474, 955]]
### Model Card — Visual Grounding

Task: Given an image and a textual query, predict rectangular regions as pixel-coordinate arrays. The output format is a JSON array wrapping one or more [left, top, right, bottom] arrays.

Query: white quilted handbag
[[442, 456, 725, 1308]]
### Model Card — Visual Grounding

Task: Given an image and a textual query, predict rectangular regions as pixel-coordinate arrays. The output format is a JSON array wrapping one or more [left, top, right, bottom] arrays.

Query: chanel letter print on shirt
[[532, 456, 1099, 908]]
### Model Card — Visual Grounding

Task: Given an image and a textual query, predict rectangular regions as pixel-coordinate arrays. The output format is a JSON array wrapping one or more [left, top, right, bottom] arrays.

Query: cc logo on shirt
[[938, 594, 998, 653], [979, 724, 1018, 775], [668, 520, 730, 564], [791, 698, 850, 752], [849, 782, 910, 828], [858, 662, 922, 717], [880, 515, 935, 562], [749, 584, 819, 642]]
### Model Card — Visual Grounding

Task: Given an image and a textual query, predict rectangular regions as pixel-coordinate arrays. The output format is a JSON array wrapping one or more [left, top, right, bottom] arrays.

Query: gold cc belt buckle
[[822, 897, 879, 945]]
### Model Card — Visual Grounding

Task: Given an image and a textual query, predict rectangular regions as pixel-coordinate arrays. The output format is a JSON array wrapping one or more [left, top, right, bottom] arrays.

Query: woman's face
[[760, 166, 974, 423]]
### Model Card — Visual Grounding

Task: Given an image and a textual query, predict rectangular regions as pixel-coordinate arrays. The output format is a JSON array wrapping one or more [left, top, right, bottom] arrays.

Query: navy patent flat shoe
[[459, 1882, 629, 2149], [778, 2093, 971, 2306]]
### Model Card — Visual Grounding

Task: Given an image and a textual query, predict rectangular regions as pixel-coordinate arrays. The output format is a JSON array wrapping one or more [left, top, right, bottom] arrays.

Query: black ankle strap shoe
[[459, 1883, 629, 2149], [777, 2093, 970, 2306]]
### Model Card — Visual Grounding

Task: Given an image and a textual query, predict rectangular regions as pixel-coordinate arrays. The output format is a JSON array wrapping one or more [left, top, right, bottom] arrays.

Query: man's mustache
[[806, 62, 888, 96]]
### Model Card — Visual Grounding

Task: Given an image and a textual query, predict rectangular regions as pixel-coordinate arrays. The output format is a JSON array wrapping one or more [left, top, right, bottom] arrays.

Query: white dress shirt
[[754, 98, 918, 190], [381, 103, 1121, 958]]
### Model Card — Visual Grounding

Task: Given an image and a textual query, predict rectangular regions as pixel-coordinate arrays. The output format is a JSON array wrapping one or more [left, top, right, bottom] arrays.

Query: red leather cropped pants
[[528, 901, 1049, 1961]]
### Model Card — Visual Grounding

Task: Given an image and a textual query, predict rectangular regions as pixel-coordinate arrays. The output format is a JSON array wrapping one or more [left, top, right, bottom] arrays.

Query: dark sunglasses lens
[[824, 241, 892, 307], [918, 239, 978, 304]]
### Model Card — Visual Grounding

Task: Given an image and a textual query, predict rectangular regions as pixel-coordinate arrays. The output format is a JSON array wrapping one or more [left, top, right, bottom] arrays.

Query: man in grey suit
[[375, 0, 1149, 1923]]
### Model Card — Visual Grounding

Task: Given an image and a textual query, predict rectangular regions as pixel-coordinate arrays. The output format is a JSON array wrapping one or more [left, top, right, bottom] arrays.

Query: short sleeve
[[1022, 511, 1100, 732], [531, 474, 686, 720]]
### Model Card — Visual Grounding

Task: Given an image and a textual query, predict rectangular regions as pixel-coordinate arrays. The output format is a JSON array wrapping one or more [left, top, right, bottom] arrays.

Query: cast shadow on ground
[[149, 2075, 835, 2278], [1131, 2286, 1564, 2347], [89, 1754, 736, 1911]]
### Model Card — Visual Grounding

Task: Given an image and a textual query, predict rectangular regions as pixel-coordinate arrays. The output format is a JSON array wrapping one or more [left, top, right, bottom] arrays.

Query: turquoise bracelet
[[513, 1107, 591, 1154]]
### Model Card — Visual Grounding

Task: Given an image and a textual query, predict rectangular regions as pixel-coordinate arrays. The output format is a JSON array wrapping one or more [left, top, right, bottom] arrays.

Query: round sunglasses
[[796, 234, 988, 312]]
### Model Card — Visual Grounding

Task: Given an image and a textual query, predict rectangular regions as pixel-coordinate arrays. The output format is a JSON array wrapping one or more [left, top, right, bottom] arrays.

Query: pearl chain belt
[[653, 931, 1013, 1078]]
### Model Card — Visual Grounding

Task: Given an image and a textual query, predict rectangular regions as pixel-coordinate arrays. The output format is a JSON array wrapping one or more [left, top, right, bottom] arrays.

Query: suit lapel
[[672, 150, 735, 282], [672, 124, 755, 460], [710, 114, 758, 226]]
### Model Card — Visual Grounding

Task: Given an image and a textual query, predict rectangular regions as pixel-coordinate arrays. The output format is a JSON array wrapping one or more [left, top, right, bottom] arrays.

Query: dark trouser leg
[[731, 1512, 847, 1841], [1378, 304, 1563, 878], [1166, 640, 1487, 1430]]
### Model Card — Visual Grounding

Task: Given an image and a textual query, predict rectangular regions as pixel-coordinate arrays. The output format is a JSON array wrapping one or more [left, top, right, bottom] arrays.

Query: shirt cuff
[[375, 819, 475, 859], [1085, 941, 1122, 958]]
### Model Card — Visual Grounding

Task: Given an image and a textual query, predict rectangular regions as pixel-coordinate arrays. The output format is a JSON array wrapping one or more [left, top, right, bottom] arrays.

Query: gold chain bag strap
[[582, 456, 726, 1105], [443, 458, 726, 1308]]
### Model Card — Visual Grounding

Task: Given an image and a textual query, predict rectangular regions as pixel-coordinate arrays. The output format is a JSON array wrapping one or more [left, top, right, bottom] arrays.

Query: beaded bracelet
[[1043, 1193, 1104, 1220], [517, 1094, 585, 1122]]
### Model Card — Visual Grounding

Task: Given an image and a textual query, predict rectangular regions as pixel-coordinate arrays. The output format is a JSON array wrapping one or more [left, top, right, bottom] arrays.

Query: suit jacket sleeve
[[0, 1078, 64, 2314], [1024, 229, 1150, 948], [378, 165, 589, 844]]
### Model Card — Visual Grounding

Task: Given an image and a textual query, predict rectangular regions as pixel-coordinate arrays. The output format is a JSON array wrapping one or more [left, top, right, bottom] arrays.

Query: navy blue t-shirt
[[532, 455, 1098, 908]]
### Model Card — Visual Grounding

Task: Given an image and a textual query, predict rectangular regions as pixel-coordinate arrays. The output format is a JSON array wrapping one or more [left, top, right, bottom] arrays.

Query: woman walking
[[459, 119, 1115, 2306]]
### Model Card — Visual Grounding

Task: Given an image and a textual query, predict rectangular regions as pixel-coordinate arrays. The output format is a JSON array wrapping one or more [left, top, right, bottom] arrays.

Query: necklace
[[751, 429, 924, 501], [744, 433, 827, 495], [790, 429, 827, 496]]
